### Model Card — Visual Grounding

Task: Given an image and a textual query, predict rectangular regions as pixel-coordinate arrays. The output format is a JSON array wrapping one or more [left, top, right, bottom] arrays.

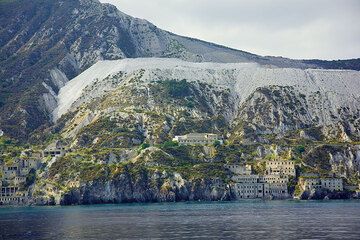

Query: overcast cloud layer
[[100, 0, 360, 60]]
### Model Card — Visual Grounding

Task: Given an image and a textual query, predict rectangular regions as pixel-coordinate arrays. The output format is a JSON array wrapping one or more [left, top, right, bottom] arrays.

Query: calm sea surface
[[0, 200, 359, 240]]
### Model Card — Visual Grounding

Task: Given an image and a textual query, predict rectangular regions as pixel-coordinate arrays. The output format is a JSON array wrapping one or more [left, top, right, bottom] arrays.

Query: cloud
[[100, 0, 360, 60]]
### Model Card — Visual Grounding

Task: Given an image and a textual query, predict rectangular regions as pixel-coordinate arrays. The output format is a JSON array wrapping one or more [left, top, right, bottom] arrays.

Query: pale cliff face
[[52, 58, 360, 146]]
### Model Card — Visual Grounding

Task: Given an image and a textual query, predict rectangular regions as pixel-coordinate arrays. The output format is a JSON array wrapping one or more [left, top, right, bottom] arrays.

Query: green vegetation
[[161, 140, 178, 148], [25, 168, 37, 188], [139, 143, 150, 151], [295, 145, 305, 154], [161, 79, 192, 98]]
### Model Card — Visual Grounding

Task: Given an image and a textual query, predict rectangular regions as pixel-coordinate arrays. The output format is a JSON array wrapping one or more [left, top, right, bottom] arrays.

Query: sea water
[[0, 200, 360, 239]]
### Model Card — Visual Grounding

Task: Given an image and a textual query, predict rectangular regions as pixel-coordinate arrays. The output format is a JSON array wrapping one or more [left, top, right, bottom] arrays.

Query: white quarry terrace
[[54, 58, 360, 121]]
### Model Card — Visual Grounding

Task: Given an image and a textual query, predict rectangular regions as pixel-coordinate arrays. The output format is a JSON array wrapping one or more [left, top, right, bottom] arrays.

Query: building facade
[[266, 160, 296, 176], [0, 157, 41, 205], [172, 133, 222, 146], [232, 174, 289, 199], [299, 177, 343, 192], [43, 140, 67, 157]]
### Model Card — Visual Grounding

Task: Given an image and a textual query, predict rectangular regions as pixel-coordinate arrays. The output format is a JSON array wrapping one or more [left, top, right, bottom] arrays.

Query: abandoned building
[[172, 133, 223, 146], [42, 140, 67, 157]]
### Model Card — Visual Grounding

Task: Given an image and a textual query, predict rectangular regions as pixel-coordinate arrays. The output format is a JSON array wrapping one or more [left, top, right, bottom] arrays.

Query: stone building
[[261, 174, 289, 198], [233, 174, 267, 199], [232, 174, 289, 199], [0, 157, 41, 205], [172, 133, 222, 146], [234, 182, 269, 199], [260, 174, 288, 184], [2, 164, 18, 181], [43, 140, 67, 157], [0, 187, 26, 205], [301, 178, 320, 191], [320, 178, 343, 191], [0, 187, 25, 205], [266, 160, 296, 176], [299, 177, 343, 192]]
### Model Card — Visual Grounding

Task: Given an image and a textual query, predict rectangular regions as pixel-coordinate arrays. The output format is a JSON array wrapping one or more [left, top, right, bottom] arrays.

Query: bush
[[139, 143, 150, 150], [162, 79, 191, 98], [295, 145, 306, 154], [162, 140, 179, 148], [213, 140, 221, 148]]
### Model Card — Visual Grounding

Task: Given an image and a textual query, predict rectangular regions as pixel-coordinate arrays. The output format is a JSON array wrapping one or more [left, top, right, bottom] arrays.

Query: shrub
[[295, 145, 305, 154], [139, 143, 150, 150], [162, 79, 192, 98], [162, 140, 179, 148]]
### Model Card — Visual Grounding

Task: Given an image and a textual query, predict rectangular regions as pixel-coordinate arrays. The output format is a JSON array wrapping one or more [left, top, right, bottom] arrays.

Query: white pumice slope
[[54, 58, 360, 122]]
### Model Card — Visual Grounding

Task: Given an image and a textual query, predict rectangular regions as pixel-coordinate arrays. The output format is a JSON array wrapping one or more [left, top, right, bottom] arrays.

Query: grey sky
[[100, 0, 360, 60]]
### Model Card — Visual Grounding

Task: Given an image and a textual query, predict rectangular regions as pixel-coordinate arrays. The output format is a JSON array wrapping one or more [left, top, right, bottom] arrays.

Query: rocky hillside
[[0, 0, 360, 141], [16, 58, 358, 205], [1, 0, 359, 205], [51, 58, 360, 147]]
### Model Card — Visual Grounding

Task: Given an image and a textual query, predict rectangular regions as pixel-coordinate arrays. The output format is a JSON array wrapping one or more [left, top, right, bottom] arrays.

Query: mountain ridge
[[0, 0, 359, 141]]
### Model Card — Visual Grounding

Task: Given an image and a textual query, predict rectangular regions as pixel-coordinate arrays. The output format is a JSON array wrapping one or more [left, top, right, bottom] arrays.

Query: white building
[[261, 175, 289, 198], [234, 182, 269, 199], [172, 133, 222, 146], [0, 129, 3, 137], [232, 174, 289, 199], [43, 140, 66, 157], [232, 174, 260, 184], [260, 174, 289, 184], [266, 160, 296, 176], [299, 177, 343, 192], [320, 178, 343, 191]]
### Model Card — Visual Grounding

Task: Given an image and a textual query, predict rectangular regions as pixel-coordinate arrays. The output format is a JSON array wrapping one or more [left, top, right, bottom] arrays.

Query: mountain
[[52, 58, 360, 147], [0, 0, 359, 140], [1, 0, 360, 205], [28, 58, 360, 204]]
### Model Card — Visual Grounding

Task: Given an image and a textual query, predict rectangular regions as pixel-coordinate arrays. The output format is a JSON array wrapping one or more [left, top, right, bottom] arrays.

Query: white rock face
[[54, 58, 360, 124], [50, 68, 69, 89]]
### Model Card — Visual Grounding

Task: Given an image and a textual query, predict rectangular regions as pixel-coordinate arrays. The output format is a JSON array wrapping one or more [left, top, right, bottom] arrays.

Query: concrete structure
[[1, 186, 18, 197], [260, 174, 288, 184], [0, 157, 41, 205], [43, 140, 66, 157], [266, 160, 296, 176], [234, 182, 269, 199], [3, 164, 18, 181], [0, 187, 26, 205], [232, 174, 289, 199], [261, 175, 289, 198], [224, 164, 252, 175], [300, 178, 321, 191], [232, 174, 260, 184], [321, 178, 343, 191], [299, 177, 343, 192], [172, 133, 222, 146], [13, 176, 27, 185]]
